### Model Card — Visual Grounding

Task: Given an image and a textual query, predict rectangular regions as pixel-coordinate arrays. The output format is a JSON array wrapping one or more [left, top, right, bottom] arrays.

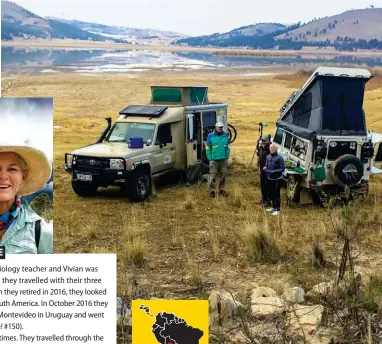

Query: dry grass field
[[2, 69, 382, 341]]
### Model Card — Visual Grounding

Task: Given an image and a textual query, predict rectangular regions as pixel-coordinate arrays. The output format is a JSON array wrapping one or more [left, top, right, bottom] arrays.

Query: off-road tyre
[[126, 169, 152, 202], [332, 154, 364, 188], [72, 181, 99, 197]]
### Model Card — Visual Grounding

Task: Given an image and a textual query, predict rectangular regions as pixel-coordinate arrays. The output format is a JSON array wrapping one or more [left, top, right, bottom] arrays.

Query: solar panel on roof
[[119, 105, 168, 117]]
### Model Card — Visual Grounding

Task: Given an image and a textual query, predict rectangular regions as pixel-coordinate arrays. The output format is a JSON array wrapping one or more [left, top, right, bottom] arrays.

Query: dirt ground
[[2, 69, 382, 310]]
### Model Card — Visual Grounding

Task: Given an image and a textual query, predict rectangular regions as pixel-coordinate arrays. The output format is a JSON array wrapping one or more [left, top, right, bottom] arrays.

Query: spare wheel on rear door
[[332, 154, 364, 188]]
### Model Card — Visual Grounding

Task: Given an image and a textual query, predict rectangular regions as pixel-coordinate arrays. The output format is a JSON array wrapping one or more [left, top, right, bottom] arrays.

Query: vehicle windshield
[[107, 122, 156, 143]]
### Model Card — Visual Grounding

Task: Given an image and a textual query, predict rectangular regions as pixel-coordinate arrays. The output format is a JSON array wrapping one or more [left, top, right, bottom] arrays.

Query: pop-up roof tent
[[277, 67, 372, 139], [150, 86, 209, 106]]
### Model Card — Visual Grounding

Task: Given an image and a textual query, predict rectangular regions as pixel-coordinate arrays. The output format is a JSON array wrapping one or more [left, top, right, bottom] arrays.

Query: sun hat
[[0, 144, 52, 196], [215, 121, 224, 127]]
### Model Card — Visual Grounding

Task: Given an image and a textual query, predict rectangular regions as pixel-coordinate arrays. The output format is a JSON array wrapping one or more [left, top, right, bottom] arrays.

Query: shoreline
[[3, 39, 382, 57], [0, 67, 298, 78]]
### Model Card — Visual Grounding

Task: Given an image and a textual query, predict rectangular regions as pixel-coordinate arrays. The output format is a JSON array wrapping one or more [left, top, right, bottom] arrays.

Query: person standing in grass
[[257, 135, 271, 206], [206, 122, 230, 197], [263, 143, 285, 215]]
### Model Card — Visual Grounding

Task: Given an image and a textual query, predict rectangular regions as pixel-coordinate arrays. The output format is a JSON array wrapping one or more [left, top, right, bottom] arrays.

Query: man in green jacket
[[206, 122, 230, 197]]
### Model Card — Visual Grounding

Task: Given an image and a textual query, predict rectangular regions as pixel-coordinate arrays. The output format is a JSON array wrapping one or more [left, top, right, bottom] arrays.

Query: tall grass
[[244, 218, 282, 263]]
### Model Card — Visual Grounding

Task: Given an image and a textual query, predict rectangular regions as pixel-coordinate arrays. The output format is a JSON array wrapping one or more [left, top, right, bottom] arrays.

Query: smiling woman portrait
[[0, 144, 52, 254]]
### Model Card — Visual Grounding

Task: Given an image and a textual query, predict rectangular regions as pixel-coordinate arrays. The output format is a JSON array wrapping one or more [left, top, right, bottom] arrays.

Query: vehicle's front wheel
[[126, 169, 152, 202], [72, 181, 99, 197]]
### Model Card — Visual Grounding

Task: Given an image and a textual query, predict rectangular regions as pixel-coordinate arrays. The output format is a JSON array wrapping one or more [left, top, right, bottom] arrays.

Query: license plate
[[77, 174, 92, 182]]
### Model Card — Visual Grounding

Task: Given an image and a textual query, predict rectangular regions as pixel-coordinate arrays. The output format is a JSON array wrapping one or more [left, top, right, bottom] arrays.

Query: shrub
[[245, 223, 281, 263]]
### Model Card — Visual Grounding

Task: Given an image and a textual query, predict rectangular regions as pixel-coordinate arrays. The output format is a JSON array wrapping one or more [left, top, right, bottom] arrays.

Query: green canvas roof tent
[[150, 86, 209, 106]]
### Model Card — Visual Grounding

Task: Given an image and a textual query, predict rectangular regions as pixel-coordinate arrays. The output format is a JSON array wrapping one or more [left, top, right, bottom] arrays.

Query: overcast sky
[[0, 98, 53, 161], [9, 0, 379, 36]]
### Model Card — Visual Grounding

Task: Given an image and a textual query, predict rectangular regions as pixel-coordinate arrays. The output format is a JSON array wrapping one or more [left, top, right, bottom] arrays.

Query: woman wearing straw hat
[[0, 144, 52, 254]]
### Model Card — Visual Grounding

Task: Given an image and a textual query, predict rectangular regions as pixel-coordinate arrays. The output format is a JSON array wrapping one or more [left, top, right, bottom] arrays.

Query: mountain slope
[[177, 23, 288, 47], [1, 1, 113, 41], [276, 8, 382, 42], [177, 8, 382, 50], [48, 18, 188, 39], [225, 23, 286, 37]]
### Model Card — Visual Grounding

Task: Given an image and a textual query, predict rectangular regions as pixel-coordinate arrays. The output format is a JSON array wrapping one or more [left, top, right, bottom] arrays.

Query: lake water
[[2, 47, 382, 74]]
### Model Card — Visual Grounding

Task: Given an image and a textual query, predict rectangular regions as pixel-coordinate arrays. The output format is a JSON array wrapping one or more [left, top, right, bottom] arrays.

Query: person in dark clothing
[[263, 143, 285, 215], [257, 136, 271, 206]]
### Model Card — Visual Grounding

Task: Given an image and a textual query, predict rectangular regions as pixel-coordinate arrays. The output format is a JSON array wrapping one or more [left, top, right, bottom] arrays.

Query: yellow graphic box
[[132, 299, 209, 344]]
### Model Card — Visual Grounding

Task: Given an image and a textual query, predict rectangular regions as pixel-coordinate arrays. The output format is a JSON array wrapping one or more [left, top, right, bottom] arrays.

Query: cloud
[[0, 98, 53, 161]]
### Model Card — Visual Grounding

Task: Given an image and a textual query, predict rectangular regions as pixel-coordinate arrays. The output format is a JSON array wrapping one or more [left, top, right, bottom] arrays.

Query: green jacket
[[0, 199, 53, 254], [206, 131, 230, 161]]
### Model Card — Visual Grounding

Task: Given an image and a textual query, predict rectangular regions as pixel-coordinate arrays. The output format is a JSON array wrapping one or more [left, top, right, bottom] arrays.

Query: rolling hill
[[276, 8, 382, 42], [177, 23, 288, 47], [48, 18, 187, 39], [2, 1, 382, 50], [1, 1, 117, 41], [177, 8, 382, 50]]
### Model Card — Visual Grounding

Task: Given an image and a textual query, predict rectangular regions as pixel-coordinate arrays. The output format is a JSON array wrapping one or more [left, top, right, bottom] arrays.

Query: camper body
[[273, 67, 382, 203], [65, 86, 229, 201]]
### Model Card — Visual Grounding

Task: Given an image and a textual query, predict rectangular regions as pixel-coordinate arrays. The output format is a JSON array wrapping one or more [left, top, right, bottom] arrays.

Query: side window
[[284, 133, 292, 149], [273, 128, 283, 144], [156, 123, 172, 145], [202, 111, 217, 127], [291, 137, 298, 156], [187, 115, 197, 141], [291, 137, 307, 160], [202, 111, 217, 141]]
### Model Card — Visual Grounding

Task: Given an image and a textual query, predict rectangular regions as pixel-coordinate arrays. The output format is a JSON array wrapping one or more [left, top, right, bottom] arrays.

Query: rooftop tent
[[320, 77, 366, 135], [150, 86, 209, 106], [280, 67, 372, 136]]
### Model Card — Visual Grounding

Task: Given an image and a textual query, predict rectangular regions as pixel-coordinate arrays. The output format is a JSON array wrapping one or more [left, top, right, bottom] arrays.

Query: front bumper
[[65, 154, 130, 186]]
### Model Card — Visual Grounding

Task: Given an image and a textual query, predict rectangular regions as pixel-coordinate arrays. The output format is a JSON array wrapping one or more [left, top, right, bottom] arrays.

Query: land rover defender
[[273, 67, 382, 204], [65, 86, 236, 202]]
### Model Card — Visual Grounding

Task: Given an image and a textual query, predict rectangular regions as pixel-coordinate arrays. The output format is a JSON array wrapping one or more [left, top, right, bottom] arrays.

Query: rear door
[[326, 140, 358, 162], [186, 114, 197, 166]]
